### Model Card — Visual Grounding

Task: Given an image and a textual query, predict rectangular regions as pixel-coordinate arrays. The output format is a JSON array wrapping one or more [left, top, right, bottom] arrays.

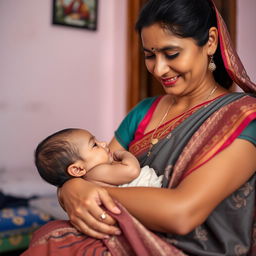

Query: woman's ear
[[67, 161, 87, 177], [207, 27, 218, 55]]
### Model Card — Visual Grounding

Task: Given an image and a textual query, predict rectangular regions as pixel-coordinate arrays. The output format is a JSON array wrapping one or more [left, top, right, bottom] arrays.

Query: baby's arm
[[85, 151, 140, 186]]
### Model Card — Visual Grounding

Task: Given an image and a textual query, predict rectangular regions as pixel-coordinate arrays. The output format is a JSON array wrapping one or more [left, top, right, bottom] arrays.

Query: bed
[[0, 167, 67, 253]]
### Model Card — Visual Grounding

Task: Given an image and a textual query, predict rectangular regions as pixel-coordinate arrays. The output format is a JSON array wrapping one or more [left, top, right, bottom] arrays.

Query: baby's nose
[[99, 141, 107, 148]]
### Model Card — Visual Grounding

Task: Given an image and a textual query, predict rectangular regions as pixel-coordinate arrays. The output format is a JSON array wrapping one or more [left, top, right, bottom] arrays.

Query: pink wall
[[0, 0, 255, 173], [237, 0, 256, 83], [0, 0, 127, 171]]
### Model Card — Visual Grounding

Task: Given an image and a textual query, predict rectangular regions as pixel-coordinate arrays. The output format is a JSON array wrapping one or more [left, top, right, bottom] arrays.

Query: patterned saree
[[130, 92, 256, 255], [21, 1, 256, 256]]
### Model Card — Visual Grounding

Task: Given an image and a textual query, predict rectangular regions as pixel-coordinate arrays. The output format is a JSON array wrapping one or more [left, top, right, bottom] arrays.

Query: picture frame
[[52, 0, 98, 31]]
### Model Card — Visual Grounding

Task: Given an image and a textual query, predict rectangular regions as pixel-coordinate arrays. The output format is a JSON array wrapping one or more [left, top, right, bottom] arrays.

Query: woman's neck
[[169, 80, 228, 111]]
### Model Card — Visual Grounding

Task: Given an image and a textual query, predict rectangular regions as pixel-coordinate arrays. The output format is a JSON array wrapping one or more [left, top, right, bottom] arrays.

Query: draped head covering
[[210, 0, 256, 93]]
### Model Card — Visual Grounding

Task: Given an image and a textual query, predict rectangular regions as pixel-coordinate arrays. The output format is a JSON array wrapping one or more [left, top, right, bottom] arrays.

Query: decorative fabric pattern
[[21, 203, 188, 256], [0, 206, 53, 253]]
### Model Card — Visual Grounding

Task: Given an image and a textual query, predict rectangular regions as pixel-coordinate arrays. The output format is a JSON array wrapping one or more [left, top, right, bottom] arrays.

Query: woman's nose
[[153, 57, 169, 77]]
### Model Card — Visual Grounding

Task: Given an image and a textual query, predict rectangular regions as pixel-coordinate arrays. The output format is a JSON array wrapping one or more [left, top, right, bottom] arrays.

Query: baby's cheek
[[109, 156, 114, 163]]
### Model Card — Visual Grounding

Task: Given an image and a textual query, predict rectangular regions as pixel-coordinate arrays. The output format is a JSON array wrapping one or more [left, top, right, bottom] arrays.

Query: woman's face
[[141, 23, 210, 96]]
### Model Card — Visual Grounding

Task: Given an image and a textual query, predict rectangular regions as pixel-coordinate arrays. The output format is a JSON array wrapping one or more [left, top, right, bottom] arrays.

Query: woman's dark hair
[[136, 0, 233, 89], [35, 128, 83, 187]]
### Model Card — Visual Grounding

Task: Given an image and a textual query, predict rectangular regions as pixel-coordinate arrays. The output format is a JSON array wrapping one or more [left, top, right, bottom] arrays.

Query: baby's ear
[[67, 162, 87, 177]]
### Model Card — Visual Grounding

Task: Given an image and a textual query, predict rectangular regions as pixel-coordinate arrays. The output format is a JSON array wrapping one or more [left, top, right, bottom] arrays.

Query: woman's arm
[[104, 138, 256, 235], [59, 138, 256, 237], [85, 151, 140, 185]]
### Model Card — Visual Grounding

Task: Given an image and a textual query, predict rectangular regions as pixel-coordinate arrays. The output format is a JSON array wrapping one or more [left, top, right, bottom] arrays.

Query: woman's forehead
[[141, 24, 196, 49]]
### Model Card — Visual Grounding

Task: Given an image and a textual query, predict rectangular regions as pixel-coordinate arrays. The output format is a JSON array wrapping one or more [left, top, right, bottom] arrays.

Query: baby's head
[[35, 128, 113, 187]]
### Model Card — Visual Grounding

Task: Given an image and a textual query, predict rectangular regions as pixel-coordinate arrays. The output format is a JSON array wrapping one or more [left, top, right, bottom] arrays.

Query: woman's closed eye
[[144, 54, 155, 59], [165, 52, 179, 60], [144, 52, 179, 60]]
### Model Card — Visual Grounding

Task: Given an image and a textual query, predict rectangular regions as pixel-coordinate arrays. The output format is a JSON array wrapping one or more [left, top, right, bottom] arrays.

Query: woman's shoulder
[[232, 92, 256, 109], [215, 92, 256, 110], [232, 92, 256, 100], [238, 119, 256, 146]]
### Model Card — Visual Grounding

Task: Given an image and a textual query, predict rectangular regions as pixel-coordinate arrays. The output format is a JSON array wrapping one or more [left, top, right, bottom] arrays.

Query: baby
[[35, 128, 163, 188]]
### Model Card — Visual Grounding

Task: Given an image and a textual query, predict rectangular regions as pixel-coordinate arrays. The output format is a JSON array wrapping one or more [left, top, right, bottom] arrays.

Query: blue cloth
[[0, 206, 52, 234]]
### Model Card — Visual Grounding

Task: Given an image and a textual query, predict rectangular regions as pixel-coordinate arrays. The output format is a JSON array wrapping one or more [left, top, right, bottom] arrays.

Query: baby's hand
[[113, 150, 125, 161], [113, 150, 140, 180], [113, 150, 134, 161]]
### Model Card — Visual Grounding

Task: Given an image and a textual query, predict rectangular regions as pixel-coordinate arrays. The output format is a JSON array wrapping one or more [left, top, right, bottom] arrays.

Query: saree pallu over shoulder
[[135, 93, 256, 182], [168, 94, 256, 255], [170, 93, 256, 187]]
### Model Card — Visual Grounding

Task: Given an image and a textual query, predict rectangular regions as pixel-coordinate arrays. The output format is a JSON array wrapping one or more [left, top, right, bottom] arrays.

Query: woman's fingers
[[79, 189, 117, 226], [82, 199, 121, 234], [98, 188, 121, 215], [70, 208, 121, 239], [59, 178, 122, 238]]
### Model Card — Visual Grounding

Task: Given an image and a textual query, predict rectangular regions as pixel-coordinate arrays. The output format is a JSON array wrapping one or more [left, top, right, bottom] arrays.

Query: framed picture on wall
[[52, 0, 98, 30]]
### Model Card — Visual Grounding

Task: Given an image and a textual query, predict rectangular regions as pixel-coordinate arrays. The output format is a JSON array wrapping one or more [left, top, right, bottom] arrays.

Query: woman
[[22, 0, 256, 255]]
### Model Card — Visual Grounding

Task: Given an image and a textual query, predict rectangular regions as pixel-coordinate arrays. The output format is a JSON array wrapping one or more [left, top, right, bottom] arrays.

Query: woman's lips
[[161, 75, 180, 87]]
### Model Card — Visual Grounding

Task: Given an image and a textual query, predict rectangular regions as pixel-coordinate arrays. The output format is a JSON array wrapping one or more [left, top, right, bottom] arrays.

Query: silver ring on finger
[[99, 211, 107, 221]]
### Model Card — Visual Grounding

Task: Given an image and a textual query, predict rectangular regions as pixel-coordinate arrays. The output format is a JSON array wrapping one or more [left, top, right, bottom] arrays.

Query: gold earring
[[208, 55, 216, 72]]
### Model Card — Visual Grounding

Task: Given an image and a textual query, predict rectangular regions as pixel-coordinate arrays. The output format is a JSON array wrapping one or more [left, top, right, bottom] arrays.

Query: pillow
[[0, 167, 56, 197]]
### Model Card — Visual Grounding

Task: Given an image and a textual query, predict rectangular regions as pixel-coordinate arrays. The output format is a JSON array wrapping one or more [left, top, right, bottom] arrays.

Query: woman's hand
[[58, 178, 121, 239]]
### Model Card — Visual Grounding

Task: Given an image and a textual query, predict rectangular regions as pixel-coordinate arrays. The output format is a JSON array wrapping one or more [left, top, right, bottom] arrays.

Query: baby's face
[[70, 129, 113, 171]]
